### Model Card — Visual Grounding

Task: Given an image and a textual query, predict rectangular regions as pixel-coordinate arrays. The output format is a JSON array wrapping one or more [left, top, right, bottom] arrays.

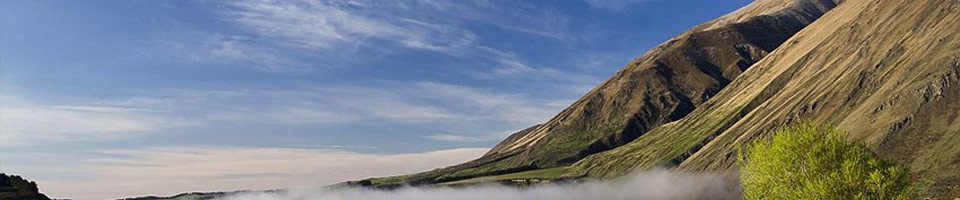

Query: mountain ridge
[[365, 0, 960, 197], [568, 0, 959, 197], [358, 0, 843, 187]]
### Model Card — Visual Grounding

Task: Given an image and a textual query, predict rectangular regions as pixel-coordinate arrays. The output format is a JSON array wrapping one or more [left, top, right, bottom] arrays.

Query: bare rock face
[[361, 0, 841, 186], [572, 0, 960, 197]]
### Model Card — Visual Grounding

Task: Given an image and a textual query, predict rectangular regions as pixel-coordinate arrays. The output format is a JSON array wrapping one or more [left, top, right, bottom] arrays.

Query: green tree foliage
[[738, 123, 914, 200]]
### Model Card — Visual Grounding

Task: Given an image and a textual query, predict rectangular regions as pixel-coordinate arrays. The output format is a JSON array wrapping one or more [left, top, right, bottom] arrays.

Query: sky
[[0, 0, 751, 199]]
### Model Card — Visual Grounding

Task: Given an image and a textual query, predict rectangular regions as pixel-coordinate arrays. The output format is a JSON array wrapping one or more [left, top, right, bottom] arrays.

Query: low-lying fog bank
[[220, 168, 741, 200]]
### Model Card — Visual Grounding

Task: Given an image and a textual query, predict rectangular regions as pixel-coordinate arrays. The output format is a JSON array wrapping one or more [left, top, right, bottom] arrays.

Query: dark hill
[[0, 173, 51, 200]]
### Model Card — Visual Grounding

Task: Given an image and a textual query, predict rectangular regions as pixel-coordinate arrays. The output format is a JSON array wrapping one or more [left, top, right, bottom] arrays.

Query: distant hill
[[120, 191, 245, 200], [0, 173, 51, 200]]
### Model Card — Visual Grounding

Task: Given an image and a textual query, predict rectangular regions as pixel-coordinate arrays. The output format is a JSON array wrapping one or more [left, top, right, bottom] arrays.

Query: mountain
[[569, 0, 960, 197], [357, 0, 841, 187], [0, 173, 51, 200], [364, 0, 960, 197]]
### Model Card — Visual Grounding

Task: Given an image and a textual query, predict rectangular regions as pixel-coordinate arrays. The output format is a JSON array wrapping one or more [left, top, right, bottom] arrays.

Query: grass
[[567, 104, 744, 178], [441, 167, 574, 185], [364, 174, 419, 186]]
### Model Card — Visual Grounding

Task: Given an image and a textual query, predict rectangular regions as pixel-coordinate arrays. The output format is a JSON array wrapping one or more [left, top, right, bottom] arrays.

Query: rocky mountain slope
[[566, 0, 960, 197], [366, 0, 960, 197], [358, 0, 842, 187]]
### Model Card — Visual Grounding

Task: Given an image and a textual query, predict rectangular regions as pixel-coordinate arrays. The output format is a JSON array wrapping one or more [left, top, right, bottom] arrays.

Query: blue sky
[[0, 0, 750, 199]]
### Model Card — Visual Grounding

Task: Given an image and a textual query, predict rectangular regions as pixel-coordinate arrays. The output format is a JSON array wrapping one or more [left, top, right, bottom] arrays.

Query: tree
[[738, 123, 914, 199]]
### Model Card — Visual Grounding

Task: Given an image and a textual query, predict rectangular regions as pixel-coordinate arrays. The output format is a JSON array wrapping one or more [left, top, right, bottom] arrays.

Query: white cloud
[[191, 0, 578, 74], [425, 134, 498, 142], [294, 145, 379, 150], [0, 93, 192, 146], [23, 146, 488, 200], [147, 82, 567, 144], [243, 85, 461, 124], [170, 82, 564, 126], [0, 79, 566, 147], [219, 0, 479, 54], [46, 105, 165, 113], [154, 33, 318, 74], [461, 46, 607, 91], [412, 0, 574, 41], [414, 82, 560, 125]]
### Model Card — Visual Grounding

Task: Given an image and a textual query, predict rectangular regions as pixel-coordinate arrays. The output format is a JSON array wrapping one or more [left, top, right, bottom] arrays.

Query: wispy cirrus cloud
[[0, 92, 194, 146], [175, 82, 570, 144], [0, 80, 568, 146], [163, 81, 565, 126], [218, 0, 480, 55], [425, 134, 502, 143], [189, 0, 579, 75], [413, 82, 562, 125], [409, 0, 574, 41], [425, 127, 527, 143]]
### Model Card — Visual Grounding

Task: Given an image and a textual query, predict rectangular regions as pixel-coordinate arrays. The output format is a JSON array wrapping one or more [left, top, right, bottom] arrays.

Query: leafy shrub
[[738, 123, 914, 199]]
